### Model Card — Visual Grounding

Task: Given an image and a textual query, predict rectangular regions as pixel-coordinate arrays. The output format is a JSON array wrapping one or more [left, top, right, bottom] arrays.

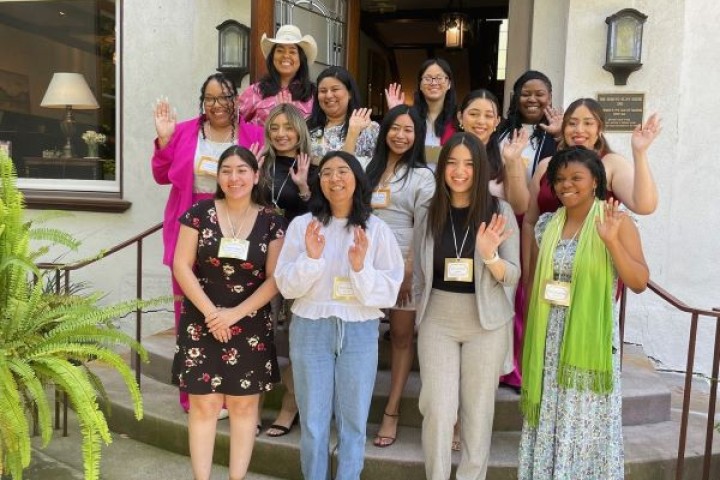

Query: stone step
[[92, 364, 720, 480], [141, 330, 672, 430]]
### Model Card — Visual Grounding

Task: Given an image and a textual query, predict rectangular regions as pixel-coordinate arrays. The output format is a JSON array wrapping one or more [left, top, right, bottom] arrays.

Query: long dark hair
[[215, 145, 267, 206], [457, 89, 504, 183], [307, 66, 362, 140], [546, 146, 607, 200], [258, 44, 314, 101], [198, 73, 238, 141], [309, 150, 371, 229], [497, 70, 552, 139], [366, 105, 427, 190], [427, 133, 499, 240], [558, 98, 612, 155], [413, 58, 457, 139]]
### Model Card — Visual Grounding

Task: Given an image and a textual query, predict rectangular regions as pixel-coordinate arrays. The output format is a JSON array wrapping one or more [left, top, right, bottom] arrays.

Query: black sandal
[[265, 413, 299, 437]]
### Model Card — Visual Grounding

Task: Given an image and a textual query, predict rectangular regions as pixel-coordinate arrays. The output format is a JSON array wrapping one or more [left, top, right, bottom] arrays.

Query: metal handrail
[[621, 280, 720, 480]]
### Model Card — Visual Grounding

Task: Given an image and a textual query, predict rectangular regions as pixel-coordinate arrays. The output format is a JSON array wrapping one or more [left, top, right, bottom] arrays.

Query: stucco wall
[[532, 0, 720, 375]]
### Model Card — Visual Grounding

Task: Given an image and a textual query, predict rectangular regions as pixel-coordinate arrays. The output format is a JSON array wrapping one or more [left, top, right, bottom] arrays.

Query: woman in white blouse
[[274, 150, 404, 480]]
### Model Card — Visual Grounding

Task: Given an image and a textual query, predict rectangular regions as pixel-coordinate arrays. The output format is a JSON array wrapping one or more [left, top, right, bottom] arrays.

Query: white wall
[[533, 0, 720, 375]]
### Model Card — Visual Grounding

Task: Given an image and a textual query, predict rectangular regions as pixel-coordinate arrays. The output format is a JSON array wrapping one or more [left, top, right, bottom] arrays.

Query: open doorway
[[357, 1, 509, 120]]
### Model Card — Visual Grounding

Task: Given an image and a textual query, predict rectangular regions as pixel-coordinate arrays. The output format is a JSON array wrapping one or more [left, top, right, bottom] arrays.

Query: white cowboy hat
[[261, 24, 318, 65]]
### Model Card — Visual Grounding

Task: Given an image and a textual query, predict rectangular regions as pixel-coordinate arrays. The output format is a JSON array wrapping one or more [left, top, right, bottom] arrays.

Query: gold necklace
[[225, 202, 253, 239]]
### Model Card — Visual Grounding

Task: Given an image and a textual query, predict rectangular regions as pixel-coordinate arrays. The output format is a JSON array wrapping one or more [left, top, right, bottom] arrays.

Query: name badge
[[543, 280, 571, 306], [371, 187, 391, 209], [218, 237, 250, 260], [197, 155, 218, 176], [444, 258, 473, 282], [332, 276, 356, 301]]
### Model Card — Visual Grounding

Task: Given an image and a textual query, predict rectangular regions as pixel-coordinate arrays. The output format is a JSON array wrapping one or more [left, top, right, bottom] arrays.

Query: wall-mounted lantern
[[441, 12, 469, 49], [603, 8, 647, 86], [217, 20, 250, 84]]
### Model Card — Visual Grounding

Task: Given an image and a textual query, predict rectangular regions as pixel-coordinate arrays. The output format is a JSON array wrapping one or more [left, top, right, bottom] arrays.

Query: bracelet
[[482, 251, 500, 265], [298, 191, 311, 201]]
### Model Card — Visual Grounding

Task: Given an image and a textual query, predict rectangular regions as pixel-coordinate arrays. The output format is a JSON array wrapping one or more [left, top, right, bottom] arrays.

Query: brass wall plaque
[[597, 93, 645, 132]]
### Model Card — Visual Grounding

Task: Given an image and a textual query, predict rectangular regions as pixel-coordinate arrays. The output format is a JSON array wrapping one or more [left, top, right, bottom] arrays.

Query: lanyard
[[225, 202, 251, 239], [449, 209, 471, 259], [271, 157, 297, 208]]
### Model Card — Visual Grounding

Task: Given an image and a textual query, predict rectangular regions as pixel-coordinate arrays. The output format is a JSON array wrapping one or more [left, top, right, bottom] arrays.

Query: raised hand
[[631, 113, 662, 153], [539, 106, 564, 137], [384, 83, 405, 109], [501, 128, 530, 163], [348, 108, 372, 134], [305, 219, 325, 259], [276, 90, 292, 105], [154, 96, 177, 148], [290, 152, 310, 190], [596, 199, 626, 245], [475, 214, 513, 259], [348, 226, 369, 272]]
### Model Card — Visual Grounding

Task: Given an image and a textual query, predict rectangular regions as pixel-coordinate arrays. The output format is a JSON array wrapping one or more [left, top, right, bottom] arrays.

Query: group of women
[[152, 22, 659, 480]]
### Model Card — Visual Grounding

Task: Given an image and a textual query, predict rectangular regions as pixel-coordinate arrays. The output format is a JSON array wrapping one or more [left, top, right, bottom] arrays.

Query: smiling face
[[319, 156, 356, 214], [386, 113, 416, 158], [518, 79, 551, 124], [419, 63, 451, 103], [459, 97, 500, 145], [272, 44, 301, 81], [563, 104, 602, 151], [203, 79, 234, 128], [217, 154, 259, 201], [268, 113, 299, 157], [444, 144, 474, 205], [318, 76, 350, 121], [552, 161, 597, 209]]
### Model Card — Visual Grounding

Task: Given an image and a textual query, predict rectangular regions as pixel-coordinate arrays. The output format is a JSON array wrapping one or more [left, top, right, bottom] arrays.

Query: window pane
[[0, 0, 117, 187]]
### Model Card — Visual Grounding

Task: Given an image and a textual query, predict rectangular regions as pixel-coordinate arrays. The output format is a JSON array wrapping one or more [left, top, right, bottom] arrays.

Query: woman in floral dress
[[519, 147, 649, 479], [172, 145, 286, 480]]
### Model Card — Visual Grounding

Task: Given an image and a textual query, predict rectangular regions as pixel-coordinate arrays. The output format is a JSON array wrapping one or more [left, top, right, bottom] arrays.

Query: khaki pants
[[418, 289, 510, 480]]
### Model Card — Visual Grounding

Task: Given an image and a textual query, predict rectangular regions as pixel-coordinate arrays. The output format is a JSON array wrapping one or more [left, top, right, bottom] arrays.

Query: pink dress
[[237, 83, 313, 125]]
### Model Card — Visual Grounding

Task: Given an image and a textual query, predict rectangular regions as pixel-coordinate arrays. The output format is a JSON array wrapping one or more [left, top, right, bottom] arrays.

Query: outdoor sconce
[[603, 8, 647, 86], [216, 20, 250, 84], [441, 12, 469, 49]]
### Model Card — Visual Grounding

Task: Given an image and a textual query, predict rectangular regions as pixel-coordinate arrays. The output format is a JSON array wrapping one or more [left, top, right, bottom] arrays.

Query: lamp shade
[[40, 73, 99, 109]]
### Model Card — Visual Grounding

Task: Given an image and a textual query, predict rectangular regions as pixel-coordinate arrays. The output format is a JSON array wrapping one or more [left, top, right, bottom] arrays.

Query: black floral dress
[[171, 199, 286, 395]]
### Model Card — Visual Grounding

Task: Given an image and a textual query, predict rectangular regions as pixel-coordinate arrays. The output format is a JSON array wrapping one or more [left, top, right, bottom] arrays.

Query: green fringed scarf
[[520, 200, 615, 428]]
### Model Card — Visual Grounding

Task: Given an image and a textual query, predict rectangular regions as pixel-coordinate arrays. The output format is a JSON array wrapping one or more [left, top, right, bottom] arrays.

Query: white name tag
[[543, 280, 571, 306], [444, 258, 473, 282], [332, 276, 356, 301], [371, 188, 391, 209], [197, 155, 218, 176], [218, 237, 250, 260]]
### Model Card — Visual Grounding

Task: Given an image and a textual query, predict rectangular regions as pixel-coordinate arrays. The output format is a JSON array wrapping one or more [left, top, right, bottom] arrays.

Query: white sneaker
[[217, 408, 229, 420]]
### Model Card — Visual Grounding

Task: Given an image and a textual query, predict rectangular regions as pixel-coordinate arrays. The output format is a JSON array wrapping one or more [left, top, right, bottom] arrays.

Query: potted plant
[[0, 151, 149, 480]]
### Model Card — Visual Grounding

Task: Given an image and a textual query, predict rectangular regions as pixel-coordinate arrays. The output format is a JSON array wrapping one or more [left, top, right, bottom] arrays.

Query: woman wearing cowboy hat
[[237, 24, 317, 126]]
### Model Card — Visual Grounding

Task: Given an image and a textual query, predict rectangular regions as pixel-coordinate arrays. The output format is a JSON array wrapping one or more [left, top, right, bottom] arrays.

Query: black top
[[432, 206, 476, 294], [268, 155, 318, 222]]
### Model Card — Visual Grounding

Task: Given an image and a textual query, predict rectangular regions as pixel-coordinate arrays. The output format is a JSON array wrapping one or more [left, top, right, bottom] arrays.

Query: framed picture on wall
[[0, 69, 31, 114], [0, 140, 11, 158]]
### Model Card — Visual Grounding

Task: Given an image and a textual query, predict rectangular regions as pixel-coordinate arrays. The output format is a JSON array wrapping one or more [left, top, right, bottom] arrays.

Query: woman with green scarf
[[518, 146, 649, 479]]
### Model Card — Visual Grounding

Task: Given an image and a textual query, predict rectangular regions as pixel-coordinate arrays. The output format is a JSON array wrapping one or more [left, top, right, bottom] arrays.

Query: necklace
[[449, 208, 471, 259], [205, 122, 234, 143], [271, 157, 297, 208], [225, 202, 252, 240]]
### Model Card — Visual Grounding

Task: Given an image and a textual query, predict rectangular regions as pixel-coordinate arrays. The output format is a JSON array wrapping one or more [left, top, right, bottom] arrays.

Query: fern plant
[[0, 152, 149, 480]]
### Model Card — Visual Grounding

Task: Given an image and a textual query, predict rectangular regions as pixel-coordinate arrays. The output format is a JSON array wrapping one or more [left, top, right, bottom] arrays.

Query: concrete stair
[[94, 325, 720, 479]]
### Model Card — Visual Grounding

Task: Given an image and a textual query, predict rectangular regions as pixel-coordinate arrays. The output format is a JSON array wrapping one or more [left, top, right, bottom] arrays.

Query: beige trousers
[[418, 289, 510, 480]]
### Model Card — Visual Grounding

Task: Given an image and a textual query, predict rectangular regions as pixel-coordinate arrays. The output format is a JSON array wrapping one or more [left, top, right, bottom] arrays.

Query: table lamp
[[40, 73, 99, 158]]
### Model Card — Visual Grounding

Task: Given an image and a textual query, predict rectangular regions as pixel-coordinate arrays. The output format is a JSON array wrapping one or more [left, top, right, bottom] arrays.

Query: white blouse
[[275, 213, 404, 322]]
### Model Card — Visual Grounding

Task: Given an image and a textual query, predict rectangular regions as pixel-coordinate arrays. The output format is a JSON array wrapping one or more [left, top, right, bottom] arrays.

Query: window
[[0, 0, 125, 210], [275, 0, 347, 78], [496, 19, 508, 81]]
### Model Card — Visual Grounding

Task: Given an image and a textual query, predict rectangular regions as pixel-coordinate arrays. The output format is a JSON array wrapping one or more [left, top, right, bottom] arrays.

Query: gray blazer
[[414, 199, 520, 331]]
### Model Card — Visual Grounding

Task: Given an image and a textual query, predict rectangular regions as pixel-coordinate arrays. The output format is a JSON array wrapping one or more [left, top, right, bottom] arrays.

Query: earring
[[458, 122, 464, 131]]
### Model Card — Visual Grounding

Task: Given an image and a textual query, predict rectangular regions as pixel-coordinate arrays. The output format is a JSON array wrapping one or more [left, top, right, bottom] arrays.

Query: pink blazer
[[152, 117, 264, 266]]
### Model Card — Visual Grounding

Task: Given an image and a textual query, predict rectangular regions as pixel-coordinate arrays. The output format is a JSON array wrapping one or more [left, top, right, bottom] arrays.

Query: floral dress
[[518, 212, 623, 479], [171, 199, 286, 395]]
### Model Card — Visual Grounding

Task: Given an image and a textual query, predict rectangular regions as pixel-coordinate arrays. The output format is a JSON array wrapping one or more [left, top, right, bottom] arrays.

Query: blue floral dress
[[518, 213, 623, 479], [171, 200, 286, 395]]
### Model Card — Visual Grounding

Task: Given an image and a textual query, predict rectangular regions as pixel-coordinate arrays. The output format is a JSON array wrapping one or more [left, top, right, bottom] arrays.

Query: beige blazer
[[414, 199, 520, 331]]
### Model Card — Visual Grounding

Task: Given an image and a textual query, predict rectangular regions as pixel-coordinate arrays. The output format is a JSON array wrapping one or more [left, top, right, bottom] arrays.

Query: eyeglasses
[[319, 167, 352, 180], [421, 76, 449, 85], [202, 95, 234, 106]]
